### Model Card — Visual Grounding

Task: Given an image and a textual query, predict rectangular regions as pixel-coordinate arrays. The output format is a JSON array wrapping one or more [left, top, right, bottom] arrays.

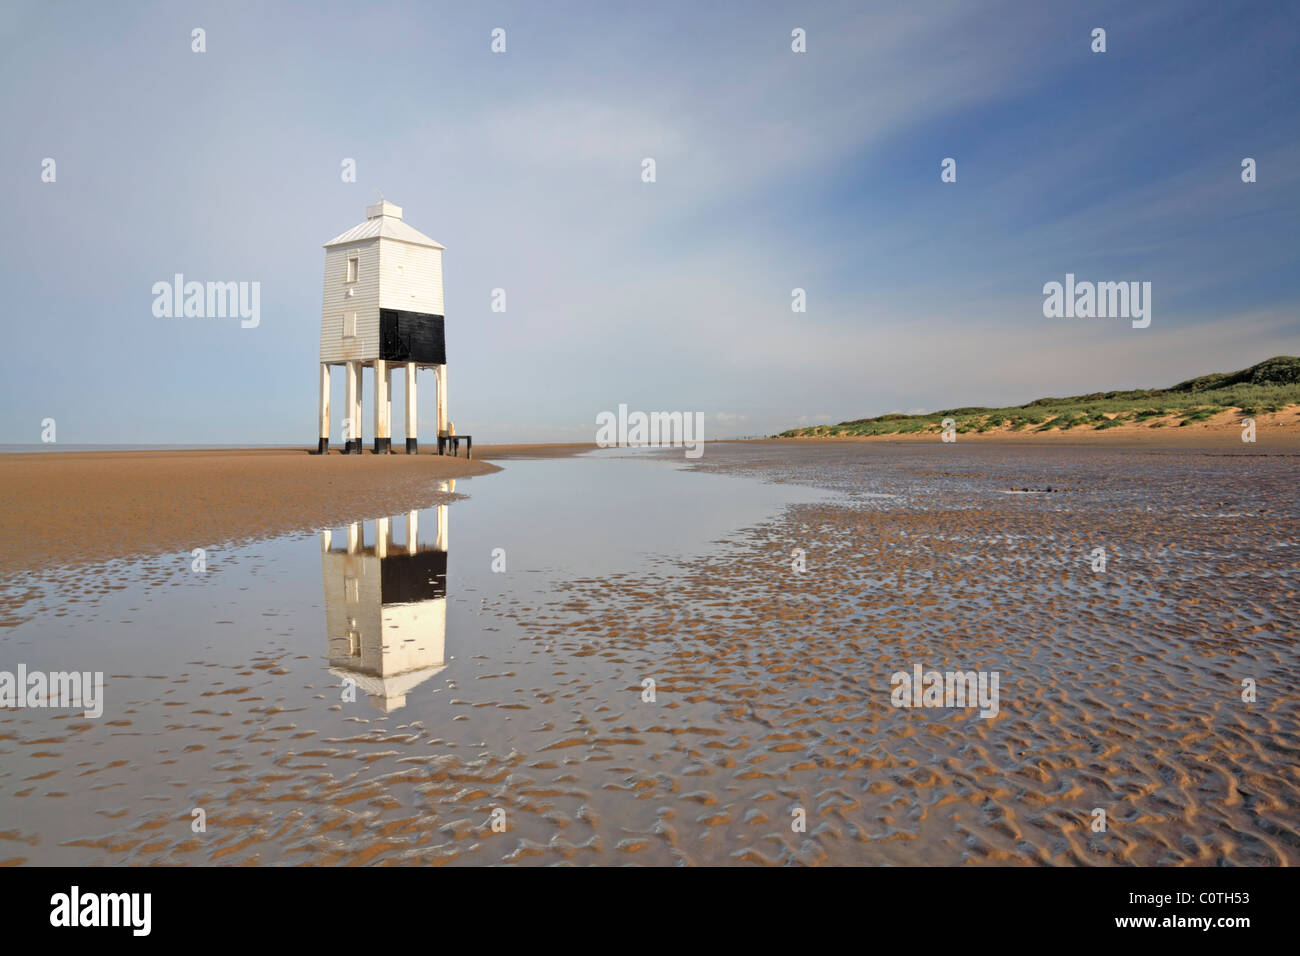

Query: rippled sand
[[2, 442, 1297, 865]]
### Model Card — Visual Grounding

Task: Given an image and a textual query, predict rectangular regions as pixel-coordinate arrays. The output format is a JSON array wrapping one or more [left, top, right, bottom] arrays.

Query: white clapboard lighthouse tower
[[317, 200, 448, 454]]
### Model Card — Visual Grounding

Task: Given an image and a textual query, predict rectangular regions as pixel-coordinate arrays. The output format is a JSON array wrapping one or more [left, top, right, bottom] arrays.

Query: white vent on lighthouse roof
[[324, 200, 445, 250], [367, 199, 402, 219]]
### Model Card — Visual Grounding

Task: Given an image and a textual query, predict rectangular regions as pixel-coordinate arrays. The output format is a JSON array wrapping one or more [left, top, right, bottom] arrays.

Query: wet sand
[[0, 443, 599, 577], [473, 442, 599, 459], [0, 448, 498, 577], [524, 441, 1299, 864], [437, 440, 1296, 865], [1, 438, 1297, 865], [2, 428, 1281, 578]]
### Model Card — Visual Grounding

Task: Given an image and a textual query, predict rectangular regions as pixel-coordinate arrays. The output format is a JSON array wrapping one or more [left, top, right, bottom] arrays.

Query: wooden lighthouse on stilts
[[315, 200, 448, 454]]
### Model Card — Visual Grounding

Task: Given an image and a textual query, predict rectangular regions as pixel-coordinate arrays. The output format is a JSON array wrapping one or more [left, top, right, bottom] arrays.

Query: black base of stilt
[[345, 439, 362, 455], [374, 438, 391, 454], [315, 438, 329, 455], [406, 439, 418, 454]]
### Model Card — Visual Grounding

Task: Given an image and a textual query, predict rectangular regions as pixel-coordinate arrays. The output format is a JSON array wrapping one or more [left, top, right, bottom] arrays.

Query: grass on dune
[[778, 356, 1300, 438]]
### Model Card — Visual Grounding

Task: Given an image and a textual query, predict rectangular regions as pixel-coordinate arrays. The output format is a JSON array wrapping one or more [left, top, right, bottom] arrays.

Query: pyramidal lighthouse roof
[[324, 200, 445, 250]]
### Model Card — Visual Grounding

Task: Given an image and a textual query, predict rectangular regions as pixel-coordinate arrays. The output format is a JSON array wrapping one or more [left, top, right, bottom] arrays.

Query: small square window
[[345, 257, 358, 283], [342, 311, 357, 339]]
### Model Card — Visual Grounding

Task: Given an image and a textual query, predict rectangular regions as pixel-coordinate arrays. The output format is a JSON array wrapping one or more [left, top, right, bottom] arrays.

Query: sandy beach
[[5, 0, 1298, 920], [1, 426, 1290, 575], [0, 448, 498, 578], [2, 431, 1296, 865], [482, 439, 1300, 864]]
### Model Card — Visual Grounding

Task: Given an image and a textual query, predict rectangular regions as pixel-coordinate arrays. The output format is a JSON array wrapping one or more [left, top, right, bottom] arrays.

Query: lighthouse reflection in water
[[320, 486, 451, 713]]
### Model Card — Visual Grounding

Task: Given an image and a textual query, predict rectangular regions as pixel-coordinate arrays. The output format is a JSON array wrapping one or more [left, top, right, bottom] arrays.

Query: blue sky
[[1, 0, 1297, 443]]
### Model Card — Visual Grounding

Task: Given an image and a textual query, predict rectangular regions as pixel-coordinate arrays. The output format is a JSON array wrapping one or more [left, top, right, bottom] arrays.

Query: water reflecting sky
[[0, 453, 834, 864]]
